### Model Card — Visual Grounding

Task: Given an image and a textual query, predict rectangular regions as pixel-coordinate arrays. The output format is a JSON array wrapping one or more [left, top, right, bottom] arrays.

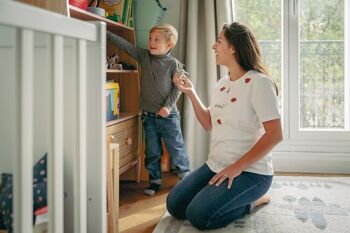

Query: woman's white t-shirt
[[207, 70, 280, 175]]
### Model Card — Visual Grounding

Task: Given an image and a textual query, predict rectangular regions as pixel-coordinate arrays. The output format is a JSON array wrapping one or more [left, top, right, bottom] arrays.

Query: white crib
[[0, 1, 107, 233]]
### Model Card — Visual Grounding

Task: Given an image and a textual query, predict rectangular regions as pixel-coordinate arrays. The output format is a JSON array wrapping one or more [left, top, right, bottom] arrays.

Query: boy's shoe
[[144, 183, 161, 196]]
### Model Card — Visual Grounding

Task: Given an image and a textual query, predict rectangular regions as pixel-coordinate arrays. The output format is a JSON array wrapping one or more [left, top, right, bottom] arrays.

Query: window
[[231, 0, 350, 143], [298, 0, 348, 132]]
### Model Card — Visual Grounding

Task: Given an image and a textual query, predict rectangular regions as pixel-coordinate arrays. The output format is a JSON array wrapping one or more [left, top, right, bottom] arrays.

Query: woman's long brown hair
[[223, 22, 278, 95]]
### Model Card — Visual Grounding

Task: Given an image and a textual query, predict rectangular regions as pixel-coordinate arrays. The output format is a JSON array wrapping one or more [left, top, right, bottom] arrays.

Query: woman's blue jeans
[[166, 163, 272, 230], [142, 110, 190, 184]]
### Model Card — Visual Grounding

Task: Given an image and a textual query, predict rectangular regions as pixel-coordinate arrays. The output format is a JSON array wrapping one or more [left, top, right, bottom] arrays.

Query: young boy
[[107, 23, 190, 195]]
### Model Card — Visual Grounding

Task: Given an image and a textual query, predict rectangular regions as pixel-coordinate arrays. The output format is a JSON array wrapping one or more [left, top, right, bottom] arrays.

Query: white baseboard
[[272, 151, 350, 174]]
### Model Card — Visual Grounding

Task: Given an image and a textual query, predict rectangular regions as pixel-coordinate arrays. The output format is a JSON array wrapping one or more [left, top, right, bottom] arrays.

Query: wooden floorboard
[[119, 173, 179, 233]]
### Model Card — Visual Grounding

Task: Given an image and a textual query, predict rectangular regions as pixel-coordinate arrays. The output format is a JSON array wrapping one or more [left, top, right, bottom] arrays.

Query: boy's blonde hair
[[150, 23, 178, 49]]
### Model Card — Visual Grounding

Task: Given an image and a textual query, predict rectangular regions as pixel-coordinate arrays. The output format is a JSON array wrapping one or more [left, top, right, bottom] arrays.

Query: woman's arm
[[210, 118, 283, 188], [173, 74, 212, 131], [235, 118, 283, 170]]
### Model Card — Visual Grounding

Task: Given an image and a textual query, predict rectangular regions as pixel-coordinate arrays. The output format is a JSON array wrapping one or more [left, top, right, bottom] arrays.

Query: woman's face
[[212, 30, 235, 66]]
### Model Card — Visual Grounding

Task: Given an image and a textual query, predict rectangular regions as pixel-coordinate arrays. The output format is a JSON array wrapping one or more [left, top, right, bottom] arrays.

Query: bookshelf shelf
[[106, 69, 137, 74], [106, 112, 139, 127], [69, 5, 133, 34]]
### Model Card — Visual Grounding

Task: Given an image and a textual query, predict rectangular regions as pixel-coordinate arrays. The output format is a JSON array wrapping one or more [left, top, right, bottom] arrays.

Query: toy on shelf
[[88, 0, 126, 22], [87, 0, 105, 17], [107, 12, 120, 23], [107, 54, 123, 70]]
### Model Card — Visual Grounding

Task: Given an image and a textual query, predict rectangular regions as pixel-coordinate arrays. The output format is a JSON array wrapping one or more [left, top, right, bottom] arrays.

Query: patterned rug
[[153, 176, 350, 233]]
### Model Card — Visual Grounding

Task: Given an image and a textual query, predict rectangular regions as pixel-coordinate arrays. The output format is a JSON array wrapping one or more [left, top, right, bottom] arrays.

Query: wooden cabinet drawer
[[107, 117, 140, 168]]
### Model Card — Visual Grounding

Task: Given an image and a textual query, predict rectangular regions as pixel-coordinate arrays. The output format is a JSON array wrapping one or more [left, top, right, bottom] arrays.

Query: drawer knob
[[126, 138, 133, 145]]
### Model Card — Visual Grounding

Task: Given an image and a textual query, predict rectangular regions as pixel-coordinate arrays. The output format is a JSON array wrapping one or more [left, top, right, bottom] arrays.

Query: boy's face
[[148, 30, 172, 55]]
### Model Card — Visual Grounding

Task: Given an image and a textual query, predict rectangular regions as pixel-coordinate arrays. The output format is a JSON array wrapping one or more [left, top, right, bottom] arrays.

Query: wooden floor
[[119, 172, 179, 233], [118, 172, 350, 233]]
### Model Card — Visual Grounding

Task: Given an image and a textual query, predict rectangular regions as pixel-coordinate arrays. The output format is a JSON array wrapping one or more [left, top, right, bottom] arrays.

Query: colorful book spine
[[105, 82, 120, 121], [122, 0, 129, 24], [127, 0, 133, 27]]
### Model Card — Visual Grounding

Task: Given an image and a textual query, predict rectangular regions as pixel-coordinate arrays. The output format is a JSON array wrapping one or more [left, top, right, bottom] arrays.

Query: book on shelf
[[127, 0, 134, 27], [105, 82, 120, 122], [121, 0, 129, 25], [122, 0, 133, 27]]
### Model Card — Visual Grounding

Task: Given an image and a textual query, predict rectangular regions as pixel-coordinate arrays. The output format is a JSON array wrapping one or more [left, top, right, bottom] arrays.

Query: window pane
[[232, 0, 282, 100], [299, 0, 345, 129]]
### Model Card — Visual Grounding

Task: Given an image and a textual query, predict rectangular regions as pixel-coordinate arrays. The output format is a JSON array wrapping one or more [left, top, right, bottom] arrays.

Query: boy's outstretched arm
[[107, 31, 139, 60]]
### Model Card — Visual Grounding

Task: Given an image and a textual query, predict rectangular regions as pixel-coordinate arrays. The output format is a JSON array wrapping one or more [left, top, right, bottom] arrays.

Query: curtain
[[177, 0, 232, 170]]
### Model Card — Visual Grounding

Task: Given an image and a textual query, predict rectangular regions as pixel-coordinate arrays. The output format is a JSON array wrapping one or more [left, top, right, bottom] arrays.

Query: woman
[[167, 22, 283, 230]]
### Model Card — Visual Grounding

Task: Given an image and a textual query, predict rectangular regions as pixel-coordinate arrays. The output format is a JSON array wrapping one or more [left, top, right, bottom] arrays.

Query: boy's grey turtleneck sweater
[[107, 31, 183, 113]]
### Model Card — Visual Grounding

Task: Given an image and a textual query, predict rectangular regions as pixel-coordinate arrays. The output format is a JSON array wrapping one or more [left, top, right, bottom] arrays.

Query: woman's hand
[[209, 164, 242, 189], [173, 73, 193, 94]]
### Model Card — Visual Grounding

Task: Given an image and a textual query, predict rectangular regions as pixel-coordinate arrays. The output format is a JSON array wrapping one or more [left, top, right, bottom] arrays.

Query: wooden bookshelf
[[69, 4, 141, 176], [69, 5, 142, 233]]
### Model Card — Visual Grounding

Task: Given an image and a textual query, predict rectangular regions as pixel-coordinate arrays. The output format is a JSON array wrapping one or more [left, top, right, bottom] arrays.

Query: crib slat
[[86, 22, 107, 233], [49, 34, 64, 233], [74, 39, 87, 233], [13, 28, 34, 233]]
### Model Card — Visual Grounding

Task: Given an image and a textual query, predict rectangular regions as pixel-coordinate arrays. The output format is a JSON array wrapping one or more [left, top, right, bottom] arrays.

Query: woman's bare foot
[[251, 195, 271, 212]]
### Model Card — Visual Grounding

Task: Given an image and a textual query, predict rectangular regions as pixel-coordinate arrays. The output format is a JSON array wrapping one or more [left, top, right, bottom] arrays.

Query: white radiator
[[0, 1, 106, 233]]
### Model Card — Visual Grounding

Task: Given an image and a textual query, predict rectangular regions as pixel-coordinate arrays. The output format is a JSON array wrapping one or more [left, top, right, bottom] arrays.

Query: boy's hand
[[173, 73, 193, 94], [158, 107, 170, 117]]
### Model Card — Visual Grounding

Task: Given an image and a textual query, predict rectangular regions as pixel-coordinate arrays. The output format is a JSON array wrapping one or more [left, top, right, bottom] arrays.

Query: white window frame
[[276, 0, 349, 173], [345, 0, 350, 131], [278, 0, 350, 144]]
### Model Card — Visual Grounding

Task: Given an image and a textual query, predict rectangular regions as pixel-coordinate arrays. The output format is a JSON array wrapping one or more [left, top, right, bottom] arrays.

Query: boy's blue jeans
[[166, 163, 272, 230], [142, 110, 190, 185]]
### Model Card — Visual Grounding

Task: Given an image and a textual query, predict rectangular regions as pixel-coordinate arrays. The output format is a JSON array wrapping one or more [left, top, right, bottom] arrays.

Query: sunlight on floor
[[119, 203, 166, 233]]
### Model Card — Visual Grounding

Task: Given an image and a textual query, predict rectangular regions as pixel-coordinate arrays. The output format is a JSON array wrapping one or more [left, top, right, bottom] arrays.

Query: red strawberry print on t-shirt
[[231, 97, 237, 102], [217, 119, 222, 125], [245, 78, 251, 83], [220, 87, 226, 92]]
